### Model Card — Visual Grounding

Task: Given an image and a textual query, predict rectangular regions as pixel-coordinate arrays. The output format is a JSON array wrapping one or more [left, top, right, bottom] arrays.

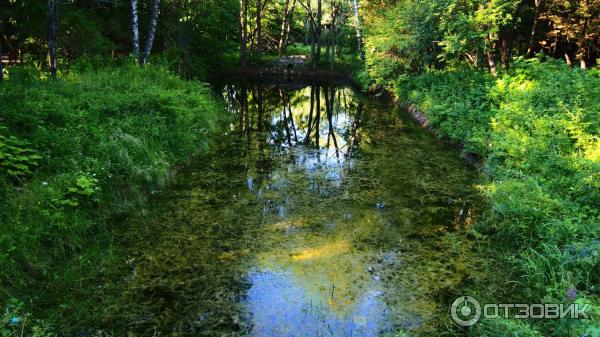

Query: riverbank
[[0, 63, 225, 334], [359, 59, 600, 335]]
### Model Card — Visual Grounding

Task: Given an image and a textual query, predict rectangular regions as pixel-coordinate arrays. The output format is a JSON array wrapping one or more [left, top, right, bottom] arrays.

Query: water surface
[[114, 81, 484, 336]]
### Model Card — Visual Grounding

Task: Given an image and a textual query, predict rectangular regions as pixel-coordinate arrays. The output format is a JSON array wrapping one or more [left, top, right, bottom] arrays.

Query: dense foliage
[[360, 0, 600, 333], [0, 63, 223, 334], [395, 58, 600, 336], [361, 0, 599, 81], [0, 0, 240, 77]]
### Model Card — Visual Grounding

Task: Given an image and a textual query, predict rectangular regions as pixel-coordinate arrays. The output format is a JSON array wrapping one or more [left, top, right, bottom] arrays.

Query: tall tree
[[240, 0, 248, 65], [299, 0, 321, 66], [486, 33, 498, 77], [316, 0, 322, 61], [48, 0, 59, 78], [577, 0, 590, 69], [352, 0, 365, 62], [256, 0, 262, 60], [130, 0, 140, 63], [500, 27, 512, 70], [278, 0, 297, 57], [142, 0, 160, 65], [329, 1, 340, 69], [527, 0, 546, 56]]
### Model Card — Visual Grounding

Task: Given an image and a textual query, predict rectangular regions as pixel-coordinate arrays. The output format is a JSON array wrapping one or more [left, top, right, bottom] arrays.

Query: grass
[[0, 61, 225, 335]]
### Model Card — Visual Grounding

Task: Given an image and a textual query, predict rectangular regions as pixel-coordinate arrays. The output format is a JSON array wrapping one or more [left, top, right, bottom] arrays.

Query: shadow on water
[[109, 80, 487, 336]]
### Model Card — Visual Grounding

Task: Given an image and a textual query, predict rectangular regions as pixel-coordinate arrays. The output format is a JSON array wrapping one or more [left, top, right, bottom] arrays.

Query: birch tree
[[351, 0, 365, 61], [131, 0, 140, 62], [130, 0, 160, 65], [142, 0, 160, 65]]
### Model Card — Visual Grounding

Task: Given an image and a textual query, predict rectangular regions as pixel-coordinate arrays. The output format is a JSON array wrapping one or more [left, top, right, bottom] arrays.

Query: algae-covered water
[[113, 81, 485, 336]]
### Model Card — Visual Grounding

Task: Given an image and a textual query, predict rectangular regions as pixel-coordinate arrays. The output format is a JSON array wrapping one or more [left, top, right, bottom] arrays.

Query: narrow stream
[[113, 80, 485, 336]]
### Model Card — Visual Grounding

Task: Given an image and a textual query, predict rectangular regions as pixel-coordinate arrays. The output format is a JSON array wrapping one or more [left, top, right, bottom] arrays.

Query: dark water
[[113, 81, 485, 336]]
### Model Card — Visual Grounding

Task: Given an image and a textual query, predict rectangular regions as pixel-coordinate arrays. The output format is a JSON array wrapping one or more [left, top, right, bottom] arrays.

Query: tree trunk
[[257, 83, 263, 131], [486, 33, 498, 78], [327, 87, 339, 154], [330, 3, 339, 70], [330, 25, 335, 70], [578, 0, 589, 69], [578, 44, 588, 69], [278, 0, 292, 57], [486, 49, 498, 77], [305, 18, 310, 45], [316, 0, 322, 62], [48, 0, 59, 78], [500, 28, 512, 70], [283, 5, 295, 52], [239, 84, 247, 132], [256, 0, 262, 61], [287, 94, 298, 141], [130, 0, 140, 63], [527, 0, 544, 57], [564, 52, 574, 67], [325, 34, 330, 60], [330, 38, 335, 70], [309, 21, 316, 65], [0, 40, 3, 83], [240, 0, 248, 65], [315, 85, 321, 146], [526, 14, 539, 56], [300, 0, 318, 66], [305, 85, 315, 143], [142, 0, 160, 65], [351, 0, 365, 61]]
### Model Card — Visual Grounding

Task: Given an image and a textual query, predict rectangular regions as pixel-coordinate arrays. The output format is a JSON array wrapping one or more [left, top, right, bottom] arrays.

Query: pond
[[112, 80, 485, 336]]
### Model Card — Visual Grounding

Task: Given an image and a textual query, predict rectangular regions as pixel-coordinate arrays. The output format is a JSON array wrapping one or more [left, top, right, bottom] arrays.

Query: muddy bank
[[398, 101, 482, 167]]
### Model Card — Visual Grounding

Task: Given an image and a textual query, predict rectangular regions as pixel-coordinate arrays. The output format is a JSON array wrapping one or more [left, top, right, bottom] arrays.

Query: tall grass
[[0, 62, 224, 334]]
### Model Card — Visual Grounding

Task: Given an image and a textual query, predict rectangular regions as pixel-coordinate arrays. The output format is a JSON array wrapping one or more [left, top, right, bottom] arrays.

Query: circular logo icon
[[451, 296, 481, 327]]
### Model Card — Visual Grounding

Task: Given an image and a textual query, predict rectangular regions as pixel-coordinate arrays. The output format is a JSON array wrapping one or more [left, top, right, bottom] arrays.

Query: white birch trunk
[[131, 0, 140, 63], [142, 0, 160, 65], [352, 0, 365, 61]]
